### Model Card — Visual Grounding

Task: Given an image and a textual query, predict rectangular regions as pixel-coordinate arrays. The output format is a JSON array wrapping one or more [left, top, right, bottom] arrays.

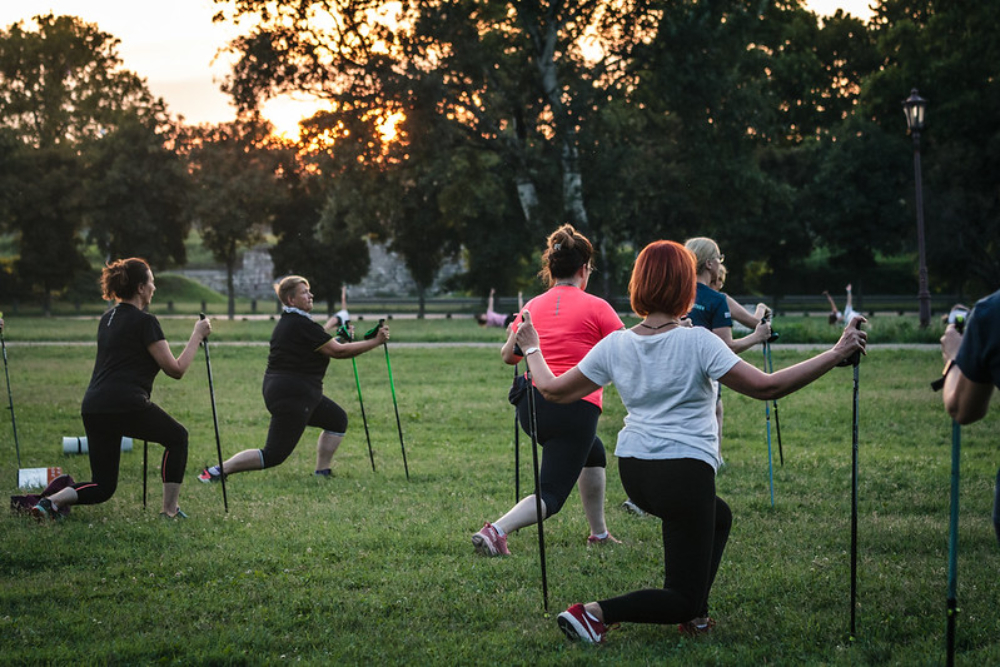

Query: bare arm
[[728, 297, 769, 329], [500, 322, 521, 365], [941, 324, 995, 424], [148, 318, 212, 380], [943, 367, 994, 424], [712, 319, 771, 355], [317, 325, 389, 359], [719, 315, 867, 400]]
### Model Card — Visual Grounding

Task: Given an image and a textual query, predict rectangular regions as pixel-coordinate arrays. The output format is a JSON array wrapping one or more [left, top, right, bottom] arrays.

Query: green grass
[[1, 341, 998, 665], [0, 309, 953, 345]]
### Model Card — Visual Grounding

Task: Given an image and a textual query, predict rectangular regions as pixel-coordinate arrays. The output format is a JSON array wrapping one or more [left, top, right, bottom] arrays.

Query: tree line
[[1, 3, 997, 317]]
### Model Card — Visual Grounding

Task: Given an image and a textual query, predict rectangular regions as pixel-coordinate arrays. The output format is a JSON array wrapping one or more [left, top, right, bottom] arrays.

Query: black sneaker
[[314, 468, 333, 478]]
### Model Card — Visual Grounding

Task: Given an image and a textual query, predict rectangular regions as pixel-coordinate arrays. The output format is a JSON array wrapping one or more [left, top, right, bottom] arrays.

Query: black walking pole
[[340, 325, 376, 472], [0, 314, 23, 486], [514, 368, 522, 502], [945, 420, 961, 667], [200, 314, 228, 512], [524, 356, 550, 613], [763, 347, 775, 507], [849, 359, 860, 641], [837, 320, 863, 641], [142, 440, 148, 509], [368, 319, 409, 480], [764, 339, 784, 465]]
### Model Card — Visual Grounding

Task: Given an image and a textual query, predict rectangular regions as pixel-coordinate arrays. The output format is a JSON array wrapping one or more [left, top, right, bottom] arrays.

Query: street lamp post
[[902, 88, 930, 328]]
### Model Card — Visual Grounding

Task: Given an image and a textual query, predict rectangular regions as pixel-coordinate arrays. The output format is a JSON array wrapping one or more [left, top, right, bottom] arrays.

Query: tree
[[215, 0, 663, 297], [269, 145, 372, 312], [0, 14, 183, 308], [182, 118, 284, 319], [86, 116, 191, 267], [861, 1, 1000, 296]]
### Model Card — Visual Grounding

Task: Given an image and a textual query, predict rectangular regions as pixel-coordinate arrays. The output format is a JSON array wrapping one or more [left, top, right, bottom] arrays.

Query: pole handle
[[837, 319, 863, 367]]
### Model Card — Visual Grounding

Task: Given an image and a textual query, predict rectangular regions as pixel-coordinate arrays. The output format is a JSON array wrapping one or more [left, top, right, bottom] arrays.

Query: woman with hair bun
[[31, 258, 212, 520], [471, 224, 624, 556], [513, 240, 866, 644]]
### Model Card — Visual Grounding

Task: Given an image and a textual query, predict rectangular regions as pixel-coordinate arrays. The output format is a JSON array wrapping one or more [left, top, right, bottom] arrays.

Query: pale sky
[[2, 1, 874, 137]]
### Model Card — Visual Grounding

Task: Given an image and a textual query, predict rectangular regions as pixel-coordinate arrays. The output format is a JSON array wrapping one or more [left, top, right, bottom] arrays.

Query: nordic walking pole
[[764, 337, 784, 465], [931, 314, 965, 667], [763, 341, 775, 507], [340, 325, 375, 472], [369, 319, 409, 480], [200, 314, 228, 512], [522, 344, 549, 613], [838, 319, 863, 641], [142, 440, 148, 509], [945, 420, 961, 667], [0, 313, 23, 485], [849, 359, 860, 640], [514, 362, 521, 504]]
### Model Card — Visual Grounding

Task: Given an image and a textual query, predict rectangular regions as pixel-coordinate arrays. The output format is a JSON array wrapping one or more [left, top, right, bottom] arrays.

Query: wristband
[[523, 346, 540, 356], [931, 358, 956, 392]]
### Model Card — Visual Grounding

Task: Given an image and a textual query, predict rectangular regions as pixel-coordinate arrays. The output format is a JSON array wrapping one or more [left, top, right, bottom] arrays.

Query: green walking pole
[[366, 320, 409, 480], [931, 311, 965, 667], [339, 325, 376, 472]]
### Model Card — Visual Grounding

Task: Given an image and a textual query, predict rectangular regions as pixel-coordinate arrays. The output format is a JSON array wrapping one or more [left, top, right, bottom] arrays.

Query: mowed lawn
[[1, 331, 998, 665]]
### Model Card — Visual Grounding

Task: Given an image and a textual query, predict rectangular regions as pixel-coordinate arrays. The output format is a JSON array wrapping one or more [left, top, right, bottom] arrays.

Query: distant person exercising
[[31, 258, 212, 520], [199, 275, 388, 483], [824, 284, 860, 325], [476, 288, 522, 330], [939, 289, 1000, 543]]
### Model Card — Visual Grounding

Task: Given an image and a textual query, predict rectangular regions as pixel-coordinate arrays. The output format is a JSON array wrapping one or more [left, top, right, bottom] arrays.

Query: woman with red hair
[[514, 240, 868, 644]]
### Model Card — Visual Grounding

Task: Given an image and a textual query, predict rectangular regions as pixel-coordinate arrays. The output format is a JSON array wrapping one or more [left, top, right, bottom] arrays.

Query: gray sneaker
[[621, 499, 646, 517]]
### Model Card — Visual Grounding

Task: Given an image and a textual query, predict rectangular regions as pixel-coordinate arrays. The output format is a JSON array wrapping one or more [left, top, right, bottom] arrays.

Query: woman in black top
[[31, 258, 212, 520], [199, 275, 389, 482]]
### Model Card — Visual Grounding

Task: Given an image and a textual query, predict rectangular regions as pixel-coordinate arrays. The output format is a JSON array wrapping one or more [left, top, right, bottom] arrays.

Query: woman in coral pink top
[[471, 224, 624, 557]]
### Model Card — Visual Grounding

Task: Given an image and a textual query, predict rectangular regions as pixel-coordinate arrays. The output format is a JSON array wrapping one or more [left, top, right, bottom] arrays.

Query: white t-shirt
[[577, 327, 741, 471]]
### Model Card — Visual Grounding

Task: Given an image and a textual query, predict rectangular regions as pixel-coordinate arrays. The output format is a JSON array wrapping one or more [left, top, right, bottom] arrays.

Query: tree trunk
[[531, 11, 589, 230]]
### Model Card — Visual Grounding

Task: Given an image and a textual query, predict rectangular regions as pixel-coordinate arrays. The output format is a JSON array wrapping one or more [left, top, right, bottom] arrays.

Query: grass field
[[1, 319, 998, 665]]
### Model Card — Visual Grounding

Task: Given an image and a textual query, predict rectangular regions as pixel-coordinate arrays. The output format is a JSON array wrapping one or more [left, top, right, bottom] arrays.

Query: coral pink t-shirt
[[514, 285, 624, 410]]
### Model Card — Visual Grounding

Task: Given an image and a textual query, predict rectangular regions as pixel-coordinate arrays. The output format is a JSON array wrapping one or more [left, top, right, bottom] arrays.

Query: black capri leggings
[[516, 387, 606, 516], [261, 374, 348, 469], [599, 457, 732, 625], [75, 404, 188, 505]]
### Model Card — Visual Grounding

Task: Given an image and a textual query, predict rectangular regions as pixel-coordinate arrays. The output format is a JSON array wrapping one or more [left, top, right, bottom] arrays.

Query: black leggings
[[516, 388, 606, 516], [599, 457, 732, 625], [75, 405, 188, 505], [261, 374, 348, 468]]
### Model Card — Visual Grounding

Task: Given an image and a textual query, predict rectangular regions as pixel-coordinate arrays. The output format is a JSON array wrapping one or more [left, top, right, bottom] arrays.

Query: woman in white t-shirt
[[514, 240, 867, 644]]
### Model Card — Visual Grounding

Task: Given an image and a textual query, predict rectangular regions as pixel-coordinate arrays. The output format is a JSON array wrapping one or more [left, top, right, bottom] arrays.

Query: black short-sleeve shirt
[[81, 303, 166, 414], [266, 311, 333, 382], [956, 289, 1000, 390]]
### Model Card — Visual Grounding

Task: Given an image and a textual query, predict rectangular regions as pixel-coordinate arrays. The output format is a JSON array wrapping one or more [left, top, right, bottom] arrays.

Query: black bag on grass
[[10, 474, 75, 517]]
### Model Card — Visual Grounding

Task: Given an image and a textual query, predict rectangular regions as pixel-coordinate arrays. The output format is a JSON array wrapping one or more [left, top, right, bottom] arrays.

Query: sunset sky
[[2, 1, 875, 137]]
